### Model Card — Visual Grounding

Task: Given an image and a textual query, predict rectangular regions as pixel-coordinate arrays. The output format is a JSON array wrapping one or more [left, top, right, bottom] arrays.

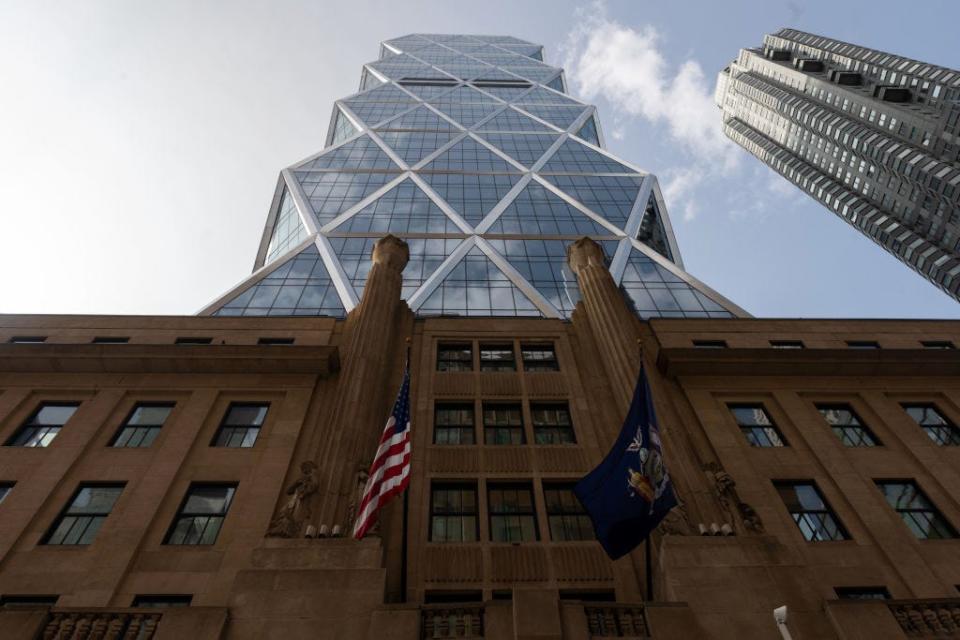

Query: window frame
[[834, 586, 890, 600], [728, 403, 788, 448], [131, 595, 193, 608], [479, 343, 517, 372], [5, 402, 81, 448], [816, 403, 881, 447], [488, 482, 539, 543], [257, 337, 295, 345], [769, 340, 805, 349], [874, 480, 957, 540], [543, 483, 593, 541], [436, 342, 473, 372], [91, 336, 130, 344], [433, 402, 476, 445], [531, 402, 576, 445], [482, 402, 526, 445], [845, 340, 880, 349], [901, 403, 960, 446], [43, 483, 126, 546], [692, 340, 728, 349], [921, 340, 955, 349], [429, 482, 478, 543], [774, 480, 849, 542], [110, 402, 175, 448], [0, 482, 15, 504], [164, 483, 237, 546], [174, 337, 213, 345], [211, 402, 269, 448], [520, 343, 559, 372]]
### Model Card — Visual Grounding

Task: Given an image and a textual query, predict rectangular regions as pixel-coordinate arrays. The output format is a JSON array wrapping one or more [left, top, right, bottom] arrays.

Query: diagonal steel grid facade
[[202, 34, 745, 320]]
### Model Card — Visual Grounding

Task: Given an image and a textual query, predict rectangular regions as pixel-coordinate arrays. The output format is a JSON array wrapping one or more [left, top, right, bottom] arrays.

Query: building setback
[[1, 33, 959, 640], [716, 28, 960, 300]]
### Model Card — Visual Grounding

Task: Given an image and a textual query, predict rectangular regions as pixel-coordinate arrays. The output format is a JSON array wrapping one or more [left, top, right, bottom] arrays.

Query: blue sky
[[1, 0, 958, 318]]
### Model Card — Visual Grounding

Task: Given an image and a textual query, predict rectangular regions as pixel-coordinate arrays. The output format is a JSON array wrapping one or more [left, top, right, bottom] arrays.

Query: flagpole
[[399, 339, 412, 604], [645, 536, 654, 601]]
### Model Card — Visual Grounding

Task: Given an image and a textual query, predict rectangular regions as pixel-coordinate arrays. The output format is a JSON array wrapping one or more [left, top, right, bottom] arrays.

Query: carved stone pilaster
[[311, 234, 410, 531], [566, 237, 641, 416]]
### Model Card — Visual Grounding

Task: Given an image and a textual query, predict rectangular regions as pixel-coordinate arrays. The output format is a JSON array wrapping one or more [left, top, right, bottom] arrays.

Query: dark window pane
[[876, 481, 956, 539], [480, 344, 516, 371], [521, 344, 559, 371], [437, 343, 473, 372], [729, 404, 787, 447], [902, 404, 960, 445], [775, 481, 847, 541], [818, 404, 879, 447], [430, 484, 478, 542], [434, 403, 475, 444], [531, 403, 575, 444], [213, 403, 268, 448], [483, 404, 525, 445], [488, 484, 538, 542], [165, 484, 236, 546], [44, 484, 124, 546]]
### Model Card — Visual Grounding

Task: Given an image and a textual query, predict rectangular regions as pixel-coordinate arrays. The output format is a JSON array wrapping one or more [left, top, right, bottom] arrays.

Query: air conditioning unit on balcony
[[874, 85, 912, 102], [766, 48, 792, 61], [794, 58, 825, 72], [829, 70, 863, 85]]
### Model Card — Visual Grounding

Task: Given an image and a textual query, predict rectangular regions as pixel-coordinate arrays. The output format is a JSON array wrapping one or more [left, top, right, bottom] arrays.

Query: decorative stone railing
[[585, 604, 650, 638], [40, 610, 162, 640], [889, 600, 960, 637], [420, 604, 484, 639]]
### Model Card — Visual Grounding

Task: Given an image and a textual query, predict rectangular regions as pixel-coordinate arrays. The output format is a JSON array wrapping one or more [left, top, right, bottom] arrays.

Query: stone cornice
[[0, 344, 340, 375]]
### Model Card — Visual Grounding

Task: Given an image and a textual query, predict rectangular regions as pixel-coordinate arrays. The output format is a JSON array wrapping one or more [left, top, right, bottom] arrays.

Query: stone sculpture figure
[[267, 461, 319, 538]]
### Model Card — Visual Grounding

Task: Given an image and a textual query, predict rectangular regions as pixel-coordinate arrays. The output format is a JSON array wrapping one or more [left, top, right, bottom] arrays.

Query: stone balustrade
[[889, 600, 960, 637], [40, 610, 162, 640], [420, 604, 484, 639], [584, 603, 650, 638]]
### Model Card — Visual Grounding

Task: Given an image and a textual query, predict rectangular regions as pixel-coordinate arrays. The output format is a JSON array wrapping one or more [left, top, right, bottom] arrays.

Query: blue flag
[[574, 366, 677, 559]]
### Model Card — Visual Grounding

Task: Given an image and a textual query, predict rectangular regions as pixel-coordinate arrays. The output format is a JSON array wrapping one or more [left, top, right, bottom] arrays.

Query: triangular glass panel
[[345, 83, 417, 104], [343, 101, 417, 128], [575, 116, 601, 146], [298, 135, 399, 171], [501, 66, 559, 83], [376, 105, 458, 131], [397, 82, 457, 100], [295, 170, 399, 225], [619, 247, 734, 318], [475, 108, 555, 132], [360, 68, 383, 91], [478, 132, 560, 168], [444, 64, 497, 81], [637, 193, 672, 260], [540, 174, 642, 229], [472, 85, 533, 102], [332, 179, 462, 234], [429, 102, 502, 127], [378, 130, 458, 165], [518, 105, 588, 131], [517, 86, 580, 106], [487, 238, 619, 317], [421, 136, 520, 173], [471, 68, 526, 82], [214, 243, 344, 318], [484, 182, 614, 236], [539, 138, 636, 174], [421, 172, 522, 227], [439, 85, 499, 103], [329, 236, 463, 300], [419, 246, 541, 316], [500, 44, 544, 60], [265, 188, 309, 265], [329, 107, 359, 147], [546, 75, 565, 92]]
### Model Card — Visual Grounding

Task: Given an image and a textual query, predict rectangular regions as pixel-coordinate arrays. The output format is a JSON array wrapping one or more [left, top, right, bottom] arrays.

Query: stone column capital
[[566, 237, 608, 274], [372, 234, 410, 272]]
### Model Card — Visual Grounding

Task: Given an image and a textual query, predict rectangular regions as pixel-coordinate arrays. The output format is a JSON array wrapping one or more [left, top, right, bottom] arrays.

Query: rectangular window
[[817, 404, 880, 447], [921, 341, 955, 349], [544, 484, 592, 541], [0, 595, 58, 608], [429, 484, 477, 542], [521, 344, 559, 372], [488, 483, 538, 542], [8, 336, 46, 344], [174, 337, 212, 345], [729, 404, 787, 447], [834, 587, 890, 600], [770, 340, 805, 349], [91, 336, 129, 344], [165, 484, 237, 545], [902, 404, 960, 445], [111, 403, 174, 448], [531, 403, 576, 444], [212, 403, 268, 448], [0, 483, 13, 504], [257, 337, 295, 345], [775, 481, 848, 541], [875, 481, 957, 539], [483, 403, 525, 445], [846, 340, 880, 349], [437, 343, 473, 372], [44, 484, 125, 545], [693, 340, 727, 349], [434, 403, 475, 445], [132, 595, 193, 608], [5, 403, 79, 448], [479, 344, 516, 372]]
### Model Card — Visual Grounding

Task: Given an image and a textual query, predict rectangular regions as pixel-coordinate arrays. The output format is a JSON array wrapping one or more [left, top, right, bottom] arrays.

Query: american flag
[[353, 358, 412, 540]]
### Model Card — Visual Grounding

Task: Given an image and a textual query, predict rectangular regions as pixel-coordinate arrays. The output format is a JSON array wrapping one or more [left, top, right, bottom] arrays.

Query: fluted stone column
[[313, 234, 411, 531], [567, 237, 641, 416]]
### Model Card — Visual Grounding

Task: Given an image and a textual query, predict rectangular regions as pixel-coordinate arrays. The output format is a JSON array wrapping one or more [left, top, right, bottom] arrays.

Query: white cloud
[[561, 1, 738, 170]]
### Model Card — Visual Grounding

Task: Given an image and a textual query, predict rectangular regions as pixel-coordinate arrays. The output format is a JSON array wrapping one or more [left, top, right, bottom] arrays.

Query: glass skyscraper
[[204, 34, 743, 319], [717, 28, 960, 301]]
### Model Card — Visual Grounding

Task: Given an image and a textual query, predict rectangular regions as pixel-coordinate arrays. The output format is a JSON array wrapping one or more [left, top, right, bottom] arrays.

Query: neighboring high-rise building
[[716, 28, 960, 300], [2, 34, 960, 640]]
